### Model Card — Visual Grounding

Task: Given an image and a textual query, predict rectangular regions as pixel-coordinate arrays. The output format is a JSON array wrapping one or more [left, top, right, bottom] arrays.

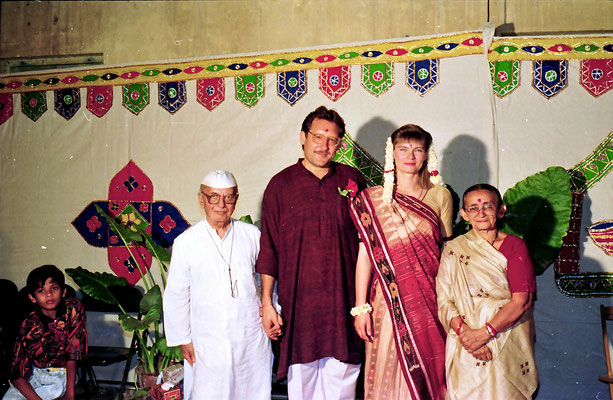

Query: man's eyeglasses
[[464, 204, 497, 215], [200, 192, 238, 205], [308, 131, 341, 146]]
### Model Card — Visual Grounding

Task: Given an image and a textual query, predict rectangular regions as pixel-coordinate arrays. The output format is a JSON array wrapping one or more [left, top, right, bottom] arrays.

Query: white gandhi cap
[[201, 170, 237, 189]]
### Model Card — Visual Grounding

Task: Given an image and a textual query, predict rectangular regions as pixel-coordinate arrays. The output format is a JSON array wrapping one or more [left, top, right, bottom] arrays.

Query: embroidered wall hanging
[[159, 81, 187, 114], [196, 77, 225, 111], [235, 74, 265, 108], [86, 86, 113, 118], [406, 59, 439, 96], [123, 83, 150, 115], [277, 70, 307, 106], [319, 66, 350, 102], [0, 93, 13, 126], [54, 88, 81, 120], [72, 160, 190, 285]]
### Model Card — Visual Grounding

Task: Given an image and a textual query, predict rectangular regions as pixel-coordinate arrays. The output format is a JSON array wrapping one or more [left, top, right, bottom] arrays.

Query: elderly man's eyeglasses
[[465, 204, 497, 214], [200, 192, 238, 205], [308, 131, 341, 146]]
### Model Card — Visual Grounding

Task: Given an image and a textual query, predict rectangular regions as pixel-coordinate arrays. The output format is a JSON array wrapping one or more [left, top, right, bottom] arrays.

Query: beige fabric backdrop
[[0, 31, 612, 397]]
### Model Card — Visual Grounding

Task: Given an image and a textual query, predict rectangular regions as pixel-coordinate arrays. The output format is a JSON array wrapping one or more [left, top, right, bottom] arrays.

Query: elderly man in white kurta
[[163, 170, 272, 400]]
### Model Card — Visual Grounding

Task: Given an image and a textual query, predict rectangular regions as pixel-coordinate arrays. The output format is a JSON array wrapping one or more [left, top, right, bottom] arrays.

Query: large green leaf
[[66, 267, 128, 305], [119, 285, 162, 331], [499, 166, 572, 275], [152, 337, 183, 360]]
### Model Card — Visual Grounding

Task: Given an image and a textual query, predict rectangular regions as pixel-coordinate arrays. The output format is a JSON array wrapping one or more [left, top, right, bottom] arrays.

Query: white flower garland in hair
[[382, 137, 395, 204], [428, 146, 445, 186]]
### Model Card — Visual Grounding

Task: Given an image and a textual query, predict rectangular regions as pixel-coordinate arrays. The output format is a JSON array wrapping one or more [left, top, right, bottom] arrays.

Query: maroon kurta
[[256, 160, 365, 379]]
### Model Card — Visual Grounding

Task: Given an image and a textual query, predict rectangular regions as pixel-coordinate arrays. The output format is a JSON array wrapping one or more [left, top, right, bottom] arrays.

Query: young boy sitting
[[3, 265, 87, 400]]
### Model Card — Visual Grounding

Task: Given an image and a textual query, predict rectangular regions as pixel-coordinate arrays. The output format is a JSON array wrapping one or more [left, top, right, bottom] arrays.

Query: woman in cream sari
[[436, 184, 538, 399], [351, 125, 452, 400]]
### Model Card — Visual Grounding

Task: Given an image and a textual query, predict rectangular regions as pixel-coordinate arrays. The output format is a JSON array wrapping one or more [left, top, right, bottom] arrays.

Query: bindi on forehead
[[478, 198, 481, 202]]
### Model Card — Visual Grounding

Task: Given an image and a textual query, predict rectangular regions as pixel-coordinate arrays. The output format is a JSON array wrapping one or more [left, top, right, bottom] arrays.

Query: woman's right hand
[[354, 313, 373, 342]]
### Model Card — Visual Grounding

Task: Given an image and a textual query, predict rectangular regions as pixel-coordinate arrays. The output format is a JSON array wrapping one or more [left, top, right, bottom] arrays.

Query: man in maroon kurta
[[257, 106, 365, 399]]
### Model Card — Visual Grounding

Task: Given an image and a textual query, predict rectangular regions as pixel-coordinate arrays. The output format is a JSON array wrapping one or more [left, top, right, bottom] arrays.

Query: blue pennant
[[54, 88, 81, 120], [159, 81, 187, 114], [533, 60, 568, 99], [406, 59, 439, 96], [278, 71, 307, 106]]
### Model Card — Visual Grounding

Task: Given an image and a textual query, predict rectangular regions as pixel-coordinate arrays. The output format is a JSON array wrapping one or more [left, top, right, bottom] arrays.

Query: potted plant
[[66, 205, 183, 398]]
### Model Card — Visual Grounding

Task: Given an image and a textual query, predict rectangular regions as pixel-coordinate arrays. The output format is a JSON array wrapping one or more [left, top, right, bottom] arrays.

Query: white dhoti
[[287, 357, 361, 400]]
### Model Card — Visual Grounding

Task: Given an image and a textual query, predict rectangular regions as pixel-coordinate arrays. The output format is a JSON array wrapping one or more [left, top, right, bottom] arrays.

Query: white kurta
[[163, 218, 272, 400]]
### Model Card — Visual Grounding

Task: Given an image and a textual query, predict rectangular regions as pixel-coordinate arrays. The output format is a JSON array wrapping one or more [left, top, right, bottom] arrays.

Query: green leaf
[[153, 337, 182, 360], [132, 224, 171, 264], [500, 166, 572, 275], [140, 285, 162, 316], [65, 267, 128, 305], [118, 285, 162, 331], [239, 215, 253, 224], [119, 313, 159, 331], [129, 389, 150, 399], [94, 204, 143, 243]]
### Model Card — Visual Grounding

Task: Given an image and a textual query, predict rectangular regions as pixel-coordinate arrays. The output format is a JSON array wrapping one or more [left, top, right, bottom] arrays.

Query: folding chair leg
[[118, 332, 139, 400]]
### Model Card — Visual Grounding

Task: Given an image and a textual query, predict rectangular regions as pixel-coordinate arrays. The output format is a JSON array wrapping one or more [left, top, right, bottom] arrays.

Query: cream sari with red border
[[436, 229, 538, 400]]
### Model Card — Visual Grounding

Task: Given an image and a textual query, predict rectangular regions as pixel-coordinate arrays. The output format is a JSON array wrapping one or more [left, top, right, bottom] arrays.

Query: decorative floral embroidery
[[521, 362, 531, 375], [139, 203, 149, 212], [121, 211, 142, 232], [373, 246, 383, 260], [124, 258, 135, 272], [160, 214, 176, 234], [360, 212, 371, 226], [123, 176, 139, 192], [389, 282, 399, 299], [86, 216, 101, 233]]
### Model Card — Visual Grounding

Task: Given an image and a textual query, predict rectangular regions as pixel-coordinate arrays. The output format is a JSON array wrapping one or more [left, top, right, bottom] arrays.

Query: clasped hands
[[458, 325, 493, 362], [262, 304, 284, 340]]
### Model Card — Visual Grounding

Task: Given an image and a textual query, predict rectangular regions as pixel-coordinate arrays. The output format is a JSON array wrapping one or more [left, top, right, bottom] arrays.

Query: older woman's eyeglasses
[[308, 131, 341, 146], [200, 192, 238, 205], [465, 204, 497, 214]]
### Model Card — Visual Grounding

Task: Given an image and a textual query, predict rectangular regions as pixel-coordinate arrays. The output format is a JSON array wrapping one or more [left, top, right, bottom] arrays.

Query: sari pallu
[[436, 230, 538, 400], [350, 186, 446, 400]]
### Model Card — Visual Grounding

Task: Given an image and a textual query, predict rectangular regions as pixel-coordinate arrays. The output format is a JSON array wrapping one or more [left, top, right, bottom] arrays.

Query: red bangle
[[485, 322, 497, 337], [455, 320, 464, 335]]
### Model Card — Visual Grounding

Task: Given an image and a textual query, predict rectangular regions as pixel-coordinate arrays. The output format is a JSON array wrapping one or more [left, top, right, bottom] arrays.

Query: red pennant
[[319, 66, 351, 102], [196, 78, 225, 111], [87, 86, 113, 118], [0, 93, 13, 126], [580, 59, 613, 98]]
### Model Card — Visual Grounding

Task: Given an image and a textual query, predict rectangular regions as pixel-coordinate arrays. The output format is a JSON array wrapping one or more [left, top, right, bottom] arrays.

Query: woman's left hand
[[458, 326, 491, 353], [472, 345, 492, 361]]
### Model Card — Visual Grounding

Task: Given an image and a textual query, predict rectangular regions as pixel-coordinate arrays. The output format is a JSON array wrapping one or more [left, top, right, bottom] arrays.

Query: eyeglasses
[[308, 131, 341, 146], [200, 192, 238, 205], [464, 204, 497, 214]]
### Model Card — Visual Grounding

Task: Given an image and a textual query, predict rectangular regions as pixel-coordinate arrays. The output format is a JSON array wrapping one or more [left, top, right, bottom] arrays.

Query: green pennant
[[122, 83, 150, 115], [235, 74, 265, 108], [569, 131, 613, 193], [21, 91, 47, 121], [333, 133, 384, 187], [489, 61, 520, 98], [362, 63, 394, 97]]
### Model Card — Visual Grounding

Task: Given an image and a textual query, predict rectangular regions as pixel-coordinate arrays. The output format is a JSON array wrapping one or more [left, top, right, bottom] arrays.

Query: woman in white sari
[[436, 184, 538, 399]]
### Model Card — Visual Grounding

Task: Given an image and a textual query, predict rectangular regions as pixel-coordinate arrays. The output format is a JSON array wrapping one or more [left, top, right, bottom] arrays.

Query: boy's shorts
[[2, 367, 66, 400]]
